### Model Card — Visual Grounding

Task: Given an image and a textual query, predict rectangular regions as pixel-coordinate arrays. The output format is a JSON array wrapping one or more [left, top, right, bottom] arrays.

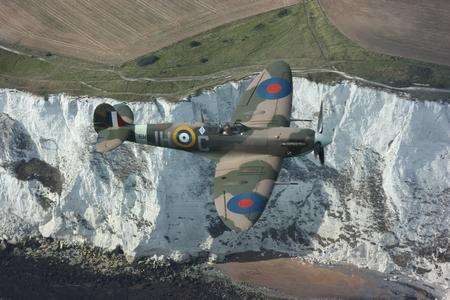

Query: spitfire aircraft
[[93, 61, 332, 232]]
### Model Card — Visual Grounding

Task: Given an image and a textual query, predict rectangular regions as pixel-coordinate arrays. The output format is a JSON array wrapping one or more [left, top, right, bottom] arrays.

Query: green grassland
[[1, 1, 449, 102]]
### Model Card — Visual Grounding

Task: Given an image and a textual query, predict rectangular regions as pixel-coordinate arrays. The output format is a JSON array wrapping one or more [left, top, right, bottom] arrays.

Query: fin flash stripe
[[135, 125, 147, 144]]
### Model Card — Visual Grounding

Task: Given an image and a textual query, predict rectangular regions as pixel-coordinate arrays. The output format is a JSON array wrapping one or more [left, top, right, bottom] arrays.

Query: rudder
[[93, 103, 134, 133]]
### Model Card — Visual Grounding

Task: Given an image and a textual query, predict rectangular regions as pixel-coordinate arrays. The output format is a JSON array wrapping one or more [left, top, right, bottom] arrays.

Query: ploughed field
[[0, 0, 300, 64], [318, 0, 450, 66], [1, 1, 450, 101]]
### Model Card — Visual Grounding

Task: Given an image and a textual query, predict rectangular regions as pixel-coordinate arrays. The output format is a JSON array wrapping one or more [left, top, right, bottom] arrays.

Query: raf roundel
[[172, 125, 197, 148], [256, 77, 292, 100], [227, 192, 266, 215]]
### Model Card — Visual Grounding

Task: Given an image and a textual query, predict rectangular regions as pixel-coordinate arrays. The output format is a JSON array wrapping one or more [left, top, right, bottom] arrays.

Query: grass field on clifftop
[[1, 1, 450, 101]]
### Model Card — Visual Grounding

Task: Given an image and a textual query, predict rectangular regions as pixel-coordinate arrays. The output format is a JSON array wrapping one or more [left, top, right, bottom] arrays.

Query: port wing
[[213, 152, 282, 231]]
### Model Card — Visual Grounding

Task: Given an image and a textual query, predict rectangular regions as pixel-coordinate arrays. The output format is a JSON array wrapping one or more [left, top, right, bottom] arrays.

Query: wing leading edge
[[232, 60, 293, 128]]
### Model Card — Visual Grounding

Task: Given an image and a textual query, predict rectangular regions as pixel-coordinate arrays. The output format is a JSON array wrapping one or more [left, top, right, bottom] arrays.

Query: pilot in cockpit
[[221, 122, 249, 136], [222, 124, 232, 135]]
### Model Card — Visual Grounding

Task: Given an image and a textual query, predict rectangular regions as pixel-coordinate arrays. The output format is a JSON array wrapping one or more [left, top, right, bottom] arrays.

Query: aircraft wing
[[213, 152, 282, 231], [232, 61, 293, 128]]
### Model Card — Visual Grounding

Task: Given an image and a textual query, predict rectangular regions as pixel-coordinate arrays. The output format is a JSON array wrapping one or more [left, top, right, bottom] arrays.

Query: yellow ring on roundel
[[172, 125, 197, 148]]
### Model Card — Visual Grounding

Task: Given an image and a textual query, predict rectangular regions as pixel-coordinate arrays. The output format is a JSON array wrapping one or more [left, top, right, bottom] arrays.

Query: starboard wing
[[213, 152, 282, 231], [232, 61, 293, 128]]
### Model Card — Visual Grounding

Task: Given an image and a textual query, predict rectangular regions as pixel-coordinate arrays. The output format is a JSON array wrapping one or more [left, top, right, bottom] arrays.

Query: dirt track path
[[2, 45, 450, 98], [292, 68, 450, 94]]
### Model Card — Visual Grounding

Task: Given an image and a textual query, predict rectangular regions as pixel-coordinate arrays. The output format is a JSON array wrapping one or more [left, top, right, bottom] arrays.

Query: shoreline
[[0, 237, 441, 299]]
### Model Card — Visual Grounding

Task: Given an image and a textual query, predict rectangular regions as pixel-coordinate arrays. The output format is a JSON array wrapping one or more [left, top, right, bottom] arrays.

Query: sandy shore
[[216, 258, 437, 299]]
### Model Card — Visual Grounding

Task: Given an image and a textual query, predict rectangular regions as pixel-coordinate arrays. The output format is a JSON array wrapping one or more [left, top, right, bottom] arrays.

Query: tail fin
[[93, 103, 134, 153]]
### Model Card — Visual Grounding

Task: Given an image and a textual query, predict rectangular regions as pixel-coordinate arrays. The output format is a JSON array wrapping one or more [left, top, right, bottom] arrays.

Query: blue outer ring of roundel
[[256, 77, 292, 100], [227, 192, 266, 215]]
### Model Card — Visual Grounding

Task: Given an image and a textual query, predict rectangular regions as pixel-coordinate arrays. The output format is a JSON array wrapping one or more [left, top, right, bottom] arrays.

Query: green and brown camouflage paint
[[93, 61, 322, 232]]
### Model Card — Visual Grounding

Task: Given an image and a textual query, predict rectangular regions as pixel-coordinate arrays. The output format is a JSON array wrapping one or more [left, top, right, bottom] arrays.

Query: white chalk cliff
[[0, 78, 449, 295]]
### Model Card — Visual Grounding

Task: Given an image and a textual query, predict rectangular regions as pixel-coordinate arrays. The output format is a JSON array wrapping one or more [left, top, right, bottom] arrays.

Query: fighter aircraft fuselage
[[126, 122, 316, 157]]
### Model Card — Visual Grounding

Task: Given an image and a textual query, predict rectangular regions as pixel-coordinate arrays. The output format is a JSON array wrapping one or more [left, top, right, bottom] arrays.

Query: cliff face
[[0, 79, 448, 293]]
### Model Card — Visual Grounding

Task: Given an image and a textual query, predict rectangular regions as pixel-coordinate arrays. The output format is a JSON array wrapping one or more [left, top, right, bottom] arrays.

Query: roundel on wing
[[227, 192, 266, 215], [172, 125, 197, 148], [256, 77, 292, 100]]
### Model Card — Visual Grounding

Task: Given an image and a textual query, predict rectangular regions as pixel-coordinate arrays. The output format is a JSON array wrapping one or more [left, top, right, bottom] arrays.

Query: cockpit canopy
[[219, 122, 251, 135]]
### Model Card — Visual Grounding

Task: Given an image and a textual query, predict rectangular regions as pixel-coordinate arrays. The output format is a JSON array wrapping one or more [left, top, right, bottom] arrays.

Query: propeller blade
[[315, 100, 328, 165], [314, 142, 325, 165], [313, 142, 325, 165], [318, 145, 325, 165], [317, 100, 323, 134]]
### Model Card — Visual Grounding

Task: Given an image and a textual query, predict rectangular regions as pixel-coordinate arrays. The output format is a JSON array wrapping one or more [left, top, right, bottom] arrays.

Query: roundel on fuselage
[[256, 77, 292, 100], [172, 125, 197, 148]]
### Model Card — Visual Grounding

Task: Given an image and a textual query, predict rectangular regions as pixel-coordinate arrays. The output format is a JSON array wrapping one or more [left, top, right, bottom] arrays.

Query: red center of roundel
[[266, 83, 282, 94], [238, 198, 254, 208]]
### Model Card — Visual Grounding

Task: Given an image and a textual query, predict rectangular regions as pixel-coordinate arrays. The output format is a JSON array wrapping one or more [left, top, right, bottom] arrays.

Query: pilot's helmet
[[223, 124, 231, 135]]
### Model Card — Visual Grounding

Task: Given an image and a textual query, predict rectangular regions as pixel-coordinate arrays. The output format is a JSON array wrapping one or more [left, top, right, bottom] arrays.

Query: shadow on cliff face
[[205, 148, 332, 261], [228, 156, 332, 260], [0, 113, 63, 211], [199, 155, 331, 261], [261, 158, 331, 246], [13, 158, 63, 195]]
